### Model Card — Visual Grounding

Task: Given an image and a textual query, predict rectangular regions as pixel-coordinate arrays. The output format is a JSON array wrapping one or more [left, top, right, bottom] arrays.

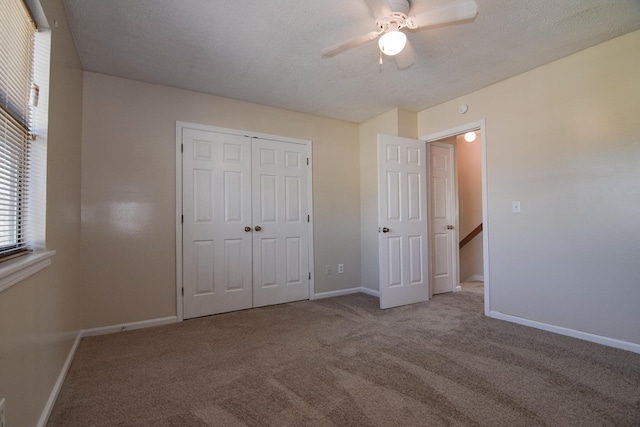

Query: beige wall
[[0, 0, 83, 425], [80, 73, 360, 328], [418, 31, 640, 345]]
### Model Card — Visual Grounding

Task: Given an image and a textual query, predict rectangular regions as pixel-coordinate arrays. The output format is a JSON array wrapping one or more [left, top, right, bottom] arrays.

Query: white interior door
[[252, 139, 310, 307], [182, 129, 253, 318], [378, 134, 429, 309], [429, 142, 458, 294]]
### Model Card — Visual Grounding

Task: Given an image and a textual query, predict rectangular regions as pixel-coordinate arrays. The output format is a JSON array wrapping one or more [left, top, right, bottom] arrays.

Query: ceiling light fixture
[[464, 131, 477, 142], [378, 31, 407, 56]]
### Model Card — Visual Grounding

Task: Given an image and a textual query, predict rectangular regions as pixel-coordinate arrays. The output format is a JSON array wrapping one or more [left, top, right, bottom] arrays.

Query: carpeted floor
[[47, 286, 640, 426]]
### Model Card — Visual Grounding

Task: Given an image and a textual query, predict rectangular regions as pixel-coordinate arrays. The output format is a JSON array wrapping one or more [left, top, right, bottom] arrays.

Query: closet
[[179, 124, 312, 319]]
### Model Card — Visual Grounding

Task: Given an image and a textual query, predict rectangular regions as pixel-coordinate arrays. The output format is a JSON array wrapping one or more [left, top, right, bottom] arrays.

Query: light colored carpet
[[48, 287, 640, 426]]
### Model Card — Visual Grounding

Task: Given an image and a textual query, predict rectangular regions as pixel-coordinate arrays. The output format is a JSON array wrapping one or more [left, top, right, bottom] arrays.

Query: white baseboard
[[314, 287, 380, 299], [359, 287, 380, 297], [37, 331, 82, 427], [463, 275, 484, 283], [488, 310, 640, 354], [38, 316, 178, 426], [81, 316, 178, 337]]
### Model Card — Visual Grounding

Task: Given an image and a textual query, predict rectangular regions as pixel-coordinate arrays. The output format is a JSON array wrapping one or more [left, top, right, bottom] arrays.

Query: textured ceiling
[[62, 0, 640, 123]]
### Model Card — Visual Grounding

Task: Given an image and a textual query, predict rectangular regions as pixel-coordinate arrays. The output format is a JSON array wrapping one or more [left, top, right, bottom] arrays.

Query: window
[[0, 0, 53, 292], [0, 0, 36, 260]]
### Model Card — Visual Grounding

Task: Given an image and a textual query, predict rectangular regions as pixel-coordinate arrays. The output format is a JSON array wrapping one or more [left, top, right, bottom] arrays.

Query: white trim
[[178, 122, 308, 146], [0, 250, 55, 293], [314, 287, 362, 299], [81, 316, 178, 337], [314, 287, 380, 299], [359, 287, 380, 297], [488, 310, 640, 354], [463, 274, 484, 283], [479, 124, 489, 315], [421, 119, 490, 315], [175, 122, 184, 322], [307, 141, 315, 300], [420, 120, 485, 142], [36, 331, 81, 427]]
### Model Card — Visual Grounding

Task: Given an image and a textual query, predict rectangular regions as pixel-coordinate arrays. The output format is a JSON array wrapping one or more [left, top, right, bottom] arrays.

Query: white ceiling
[[61, 0, 640, 123]]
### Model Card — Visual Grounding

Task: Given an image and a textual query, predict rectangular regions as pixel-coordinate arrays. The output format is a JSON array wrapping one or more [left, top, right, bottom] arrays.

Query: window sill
[[0, 250, 56, 293]]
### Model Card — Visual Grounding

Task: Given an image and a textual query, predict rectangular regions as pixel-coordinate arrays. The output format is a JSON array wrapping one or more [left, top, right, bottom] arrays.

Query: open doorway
[[453, 131, 484, 290], [423, 121, 488, 312]]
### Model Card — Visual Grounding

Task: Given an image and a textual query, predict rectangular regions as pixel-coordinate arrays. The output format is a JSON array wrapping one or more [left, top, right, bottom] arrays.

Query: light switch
[[512, 201, 521, 213]]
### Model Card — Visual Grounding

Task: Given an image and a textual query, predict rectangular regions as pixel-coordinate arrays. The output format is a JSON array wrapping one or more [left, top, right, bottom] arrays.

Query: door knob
[[255, 225, 262, 231], [244, 226, 251, 232], [382, 227, 390, 233], [447, 225, 454, 230]]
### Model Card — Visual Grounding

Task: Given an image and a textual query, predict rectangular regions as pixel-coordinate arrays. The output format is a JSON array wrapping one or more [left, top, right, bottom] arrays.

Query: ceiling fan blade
[[395, 39, 415, 70], [322, 31, 381, 57], [406, 1, 478, 29], [363, 0, 392, 18]]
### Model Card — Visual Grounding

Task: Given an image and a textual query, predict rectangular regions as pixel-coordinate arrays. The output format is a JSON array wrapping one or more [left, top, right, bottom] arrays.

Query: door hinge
[[307, 157, 309, 166], [181, 215, 184, 224], [307, 214, 310, 222], [181, 144, 183, 153], [181, 287, 184, 296], [309, 272, 311, 280]]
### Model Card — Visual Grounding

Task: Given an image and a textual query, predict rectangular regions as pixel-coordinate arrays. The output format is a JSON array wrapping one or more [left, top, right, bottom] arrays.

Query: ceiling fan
[[322, 0, 479, 69]]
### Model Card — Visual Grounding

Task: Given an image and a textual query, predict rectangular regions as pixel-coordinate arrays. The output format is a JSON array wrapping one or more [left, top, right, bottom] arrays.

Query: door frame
[[175, 121, 315, 322], [421, 119, 490, 315]]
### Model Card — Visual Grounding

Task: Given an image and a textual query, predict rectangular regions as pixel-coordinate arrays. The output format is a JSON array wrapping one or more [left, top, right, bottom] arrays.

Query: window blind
[[0, 0, 36, 258]]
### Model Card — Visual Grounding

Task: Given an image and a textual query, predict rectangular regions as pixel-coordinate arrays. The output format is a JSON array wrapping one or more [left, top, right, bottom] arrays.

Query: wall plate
[[512, 201, 521, 213]]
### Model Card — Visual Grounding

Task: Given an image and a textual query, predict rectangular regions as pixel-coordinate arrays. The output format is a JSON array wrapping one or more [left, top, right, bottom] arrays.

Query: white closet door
[[252, 138, 310, 307], [182, 129, 253, 318]]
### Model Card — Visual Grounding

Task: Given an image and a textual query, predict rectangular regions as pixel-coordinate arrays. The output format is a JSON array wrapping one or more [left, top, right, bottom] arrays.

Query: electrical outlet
[[325, 265, 332, 275], [1, 397, 6, 427], [338, 264, 344, 274]]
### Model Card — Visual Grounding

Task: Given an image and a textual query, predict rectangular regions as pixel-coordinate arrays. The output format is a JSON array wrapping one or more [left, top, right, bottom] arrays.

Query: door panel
[[429, 142, 457, 294], [224, 171, 243, 221], [252, 139, 309, 307], [388, 236, 402, 287], [224, 239, 244, 290], [260, 238, 278, 287], [194, 240, 214, 294], [286, 237, 302, 283], [409, 235, 424, 283], [386, 172, 401, 220], [260, 174, 277, 221], [378, 134, 429, 309], [285, 177, 301, 222], [183, 130, 253, 318]]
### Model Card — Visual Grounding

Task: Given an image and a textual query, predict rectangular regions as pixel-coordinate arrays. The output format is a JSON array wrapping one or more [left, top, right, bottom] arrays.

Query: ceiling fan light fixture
[[378, 30, 407, 56]]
